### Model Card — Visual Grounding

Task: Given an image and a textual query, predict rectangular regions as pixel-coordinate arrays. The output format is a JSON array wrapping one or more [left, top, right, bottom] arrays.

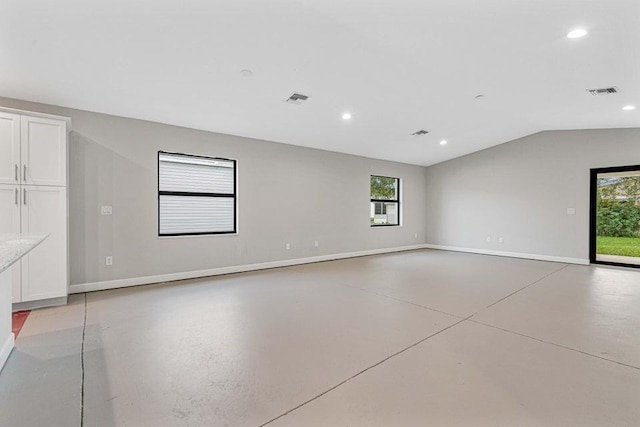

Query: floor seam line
[[474, 264, 570, 315], [468, 319, 640, 371], [258, 316, 469, 427], [80, 293, 87, 427], [340, 283, 465, 319]]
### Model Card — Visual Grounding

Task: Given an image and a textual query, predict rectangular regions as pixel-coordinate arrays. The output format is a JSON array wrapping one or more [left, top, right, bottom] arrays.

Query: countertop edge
[[0, 234, 50, 275]]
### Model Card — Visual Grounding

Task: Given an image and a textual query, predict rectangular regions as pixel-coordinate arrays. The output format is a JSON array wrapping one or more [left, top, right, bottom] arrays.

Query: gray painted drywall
[[0, 97, 427, 286], [425, 129, 640, 260]]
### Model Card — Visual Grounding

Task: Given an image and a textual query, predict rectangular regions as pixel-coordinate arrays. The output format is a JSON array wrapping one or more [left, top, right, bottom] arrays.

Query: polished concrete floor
[[1, 249, 639, 426]]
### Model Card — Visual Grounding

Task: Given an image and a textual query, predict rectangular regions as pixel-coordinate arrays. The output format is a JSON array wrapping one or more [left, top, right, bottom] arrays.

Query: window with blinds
[[158, 151, 236, 236]]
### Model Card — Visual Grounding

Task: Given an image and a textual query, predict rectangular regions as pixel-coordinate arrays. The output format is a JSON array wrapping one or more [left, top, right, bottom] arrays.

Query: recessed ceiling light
[[440, 140, 448, 145], [567, 29, 588, 39], [342, 112, 352, 120], [240, 69, 253, 77], [622, 105, 636, 111]]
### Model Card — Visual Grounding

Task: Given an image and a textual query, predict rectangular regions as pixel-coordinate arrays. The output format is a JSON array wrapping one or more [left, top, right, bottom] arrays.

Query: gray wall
[[0, 97, 427, 286], [425, 129, 640, 261]]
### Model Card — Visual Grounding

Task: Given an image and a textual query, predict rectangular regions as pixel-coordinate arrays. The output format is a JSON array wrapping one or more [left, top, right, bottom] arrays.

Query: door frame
[[589, 164, 640, 268]]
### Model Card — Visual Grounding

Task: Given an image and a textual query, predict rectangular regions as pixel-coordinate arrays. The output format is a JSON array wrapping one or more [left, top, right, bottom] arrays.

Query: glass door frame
[[589, 164, 640, 268]]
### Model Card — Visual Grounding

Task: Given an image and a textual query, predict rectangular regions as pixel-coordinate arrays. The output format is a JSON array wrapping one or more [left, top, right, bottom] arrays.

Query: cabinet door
[[21, 186, 67, 302], [0, 184, 22, 302], [0, 112, 21, 185], [21, 116, 67, 187]]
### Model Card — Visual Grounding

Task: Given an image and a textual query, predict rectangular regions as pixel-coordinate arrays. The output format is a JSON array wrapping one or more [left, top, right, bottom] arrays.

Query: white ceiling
[[1, 0, 639, 166]]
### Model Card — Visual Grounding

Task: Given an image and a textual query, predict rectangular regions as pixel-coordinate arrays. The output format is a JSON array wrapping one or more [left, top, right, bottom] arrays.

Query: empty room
[[0, 1, 639, 426]]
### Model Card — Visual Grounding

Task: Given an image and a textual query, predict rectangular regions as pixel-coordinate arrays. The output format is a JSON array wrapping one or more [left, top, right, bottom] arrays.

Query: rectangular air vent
[[285, 92, 310, 104], [411, 129, 429, 136], [586, 87, 619, 96]]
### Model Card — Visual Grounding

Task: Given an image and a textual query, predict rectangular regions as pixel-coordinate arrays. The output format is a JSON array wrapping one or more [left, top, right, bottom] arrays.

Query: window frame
[[157, 150, 237, 237], [370, 175, 401, 227]]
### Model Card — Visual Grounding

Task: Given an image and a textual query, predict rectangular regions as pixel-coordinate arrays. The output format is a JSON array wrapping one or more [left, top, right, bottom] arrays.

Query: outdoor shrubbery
[[596, 200, 640, 237]]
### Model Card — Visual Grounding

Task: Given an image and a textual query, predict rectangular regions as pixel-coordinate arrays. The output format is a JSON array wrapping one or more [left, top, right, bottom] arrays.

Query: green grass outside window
[[597, 236, 640, 258]]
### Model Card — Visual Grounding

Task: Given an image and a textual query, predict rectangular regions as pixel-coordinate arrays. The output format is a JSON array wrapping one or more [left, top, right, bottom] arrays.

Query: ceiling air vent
[[411, 129, 429, 136], [586, 87, 619, 96], [285, 92, 310, 105]]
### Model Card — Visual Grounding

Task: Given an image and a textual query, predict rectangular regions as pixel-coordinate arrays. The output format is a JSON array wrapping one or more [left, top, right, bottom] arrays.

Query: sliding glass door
[[590, 165, 640, 267]]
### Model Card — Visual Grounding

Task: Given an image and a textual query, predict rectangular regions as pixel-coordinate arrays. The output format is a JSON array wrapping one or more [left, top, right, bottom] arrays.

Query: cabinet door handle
[[15, 164, 18, 182], [23, 188, 26, 205], [15, 188, 18, 205], [23, 164, 27, 182]]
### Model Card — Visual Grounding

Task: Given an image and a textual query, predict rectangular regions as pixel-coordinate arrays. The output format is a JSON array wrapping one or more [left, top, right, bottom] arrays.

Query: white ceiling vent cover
[[285, 92, 310, 104], [586, 87, 620, 96], [411, 129, 429, 136]]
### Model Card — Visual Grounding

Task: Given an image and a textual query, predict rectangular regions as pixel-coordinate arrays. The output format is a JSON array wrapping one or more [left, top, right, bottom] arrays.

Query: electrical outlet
[[101, 205, 113, 215], [105, 256, 113, 266], [314, 240, 319, 248], [285, 243, 291, 250], [567, 207, 576, 215], [498, 237, 504, 244], [486, 236, 491, 243]]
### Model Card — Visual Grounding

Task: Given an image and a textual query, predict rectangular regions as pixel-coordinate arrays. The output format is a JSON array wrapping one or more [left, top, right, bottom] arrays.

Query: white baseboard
[[0, 332, 14, 373], [69, 244, 429, 294], [13, 296, 67, 312], [424, 244, 589, 265], [69, 243, 589, 295]]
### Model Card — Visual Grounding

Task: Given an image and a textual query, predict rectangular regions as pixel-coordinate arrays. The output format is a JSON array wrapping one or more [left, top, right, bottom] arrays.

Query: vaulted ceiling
[[1, 0, 638, 165]]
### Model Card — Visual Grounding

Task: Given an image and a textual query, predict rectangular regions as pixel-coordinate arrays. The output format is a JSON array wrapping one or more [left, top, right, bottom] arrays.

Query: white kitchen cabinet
[[0, 112, 20, 185], [0, 107, 69, 307], [20, 186, 67, 302], [0, 185, 22, 303], [0, 185, 21, 234], [0, 112, 66, 187], [21, 115, 67, 187]]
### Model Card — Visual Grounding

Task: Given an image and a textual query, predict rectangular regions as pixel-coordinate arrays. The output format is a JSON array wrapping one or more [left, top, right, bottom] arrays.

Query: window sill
[[158, 232, 239, 239]]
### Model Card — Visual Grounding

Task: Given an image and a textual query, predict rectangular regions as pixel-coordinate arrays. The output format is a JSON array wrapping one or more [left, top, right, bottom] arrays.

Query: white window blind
[[158, 152, 236, 235], [159, 153, 234, 194]]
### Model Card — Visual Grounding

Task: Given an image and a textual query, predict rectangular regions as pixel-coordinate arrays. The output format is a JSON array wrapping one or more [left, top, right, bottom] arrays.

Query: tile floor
[[0, 249, 639, 426]]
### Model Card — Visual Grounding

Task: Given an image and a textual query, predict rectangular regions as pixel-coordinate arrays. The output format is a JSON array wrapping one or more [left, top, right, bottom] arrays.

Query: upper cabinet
[[0, 112, 21, 185], [21, 115, 67, 187], [0, 111, 67, 187]]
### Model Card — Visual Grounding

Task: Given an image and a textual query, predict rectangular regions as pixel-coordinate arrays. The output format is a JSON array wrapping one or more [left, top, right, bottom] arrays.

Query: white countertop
[[0, 234, 49, 274]]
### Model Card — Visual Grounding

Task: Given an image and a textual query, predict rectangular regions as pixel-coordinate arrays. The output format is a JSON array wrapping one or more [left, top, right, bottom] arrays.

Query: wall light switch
[[498, 237, 504, 244], [314, 240, 319, 248], [101, 206, 113, 215], [567, 208, 576, 215], [486, 236, 491, 243], [285, 243, 291, 250]]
